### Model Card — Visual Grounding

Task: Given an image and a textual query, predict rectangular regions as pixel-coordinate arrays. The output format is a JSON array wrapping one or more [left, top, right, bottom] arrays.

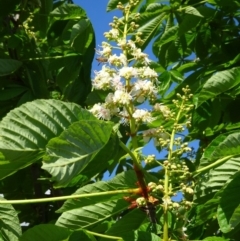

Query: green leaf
[[198, 131, 234, 169], [42, 120, 114, 188], [194, 157, 240, 203], [196, 67, 240, 106], [57, 170, 152, 213], [157, 25, 178, 46], [0, 85, 28, 101], [0, 197, 21, 241], [177, 9, 203, 36], [70, 19, 94, 54], [210, 132, 240, 161], [136, 12, 166, 51], [56, 57, 82, 91], [56, 170, 158, 229], [203, 237, 228, 241], [69, 230, 96, 241], [217, 173, 240, 233], [158, 70, 171, 96], [183, 6, 204, 17], [101, 208, 147, 240], [194, 196, 220, 226], [50, 4, 86, 20], [19, 224, 71, 241], [0, 59, 22, 76], [121, 230, 160, 241], [0, 99, 95, 179], [57, 199, 129, 230]]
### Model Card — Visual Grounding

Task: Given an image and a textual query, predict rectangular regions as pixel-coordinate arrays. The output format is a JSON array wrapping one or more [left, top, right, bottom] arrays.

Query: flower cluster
[[90, 37, 158, 125]]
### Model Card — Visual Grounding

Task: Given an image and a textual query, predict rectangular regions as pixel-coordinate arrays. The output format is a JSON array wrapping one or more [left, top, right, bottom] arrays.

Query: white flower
[[127, 40, 136, 50], [109, 28, 119, 38], [108, 53, 127, 66], [89, 103, 111, 120], [131, 80, 158, 102], [113, 90, 132, 105], [154, 103, 171, 117], [117, 38, 127, 48], [132, 109, 155, 123], [111, 75, 124, 90], [92, 65, 114, 90], [162, 196, 172, 206], [119, 66, 138, 79], [138, 66, 158, 81], [142, 128, 169, 146], [132, 48, 151, 65], [96, 42, 112, 57], [119, 108, 130, 125]]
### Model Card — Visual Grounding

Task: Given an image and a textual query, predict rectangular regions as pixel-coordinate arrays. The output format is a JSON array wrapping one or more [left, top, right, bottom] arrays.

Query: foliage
[[0, 0, 240, 241]]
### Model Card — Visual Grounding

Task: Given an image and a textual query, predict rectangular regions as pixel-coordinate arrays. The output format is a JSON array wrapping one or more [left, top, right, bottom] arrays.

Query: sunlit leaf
[[42, 120, 114, 188], [56, 170, 158, 229], [217, 173, 240, 233], [50, 4, 86, 20], [19, 224, 71, 241], [194, 157, 240, 203], [0, 99, 95, 179], [196, 67, 240, 106], [0, 197, 21, 241]]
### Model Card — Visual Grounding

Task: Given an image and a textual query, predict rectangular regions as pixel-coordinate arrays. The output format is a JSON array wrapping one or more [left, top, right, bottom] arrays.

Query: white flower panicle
[[89, 11, 160, 126]]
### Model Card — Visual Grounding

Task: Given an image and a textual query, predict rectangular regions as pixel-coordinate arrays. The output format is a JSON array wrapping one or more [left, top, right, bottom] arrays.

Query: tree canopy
[[0, 0, 240, 241]]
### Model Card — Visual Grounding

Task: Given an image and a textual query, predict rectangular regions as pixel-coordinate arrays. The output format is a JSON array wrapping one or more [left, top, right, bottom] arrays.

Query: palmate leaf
[[56, 170, 158, 229], [203, 237, 228, 241], [120, 230, 160, 241], [210, 132, 240, 160], [19, 224, 95, 241], [195, 132, 240, 203], [56, 199, 128, 230], [42, 120, 114, 188], [19, 224, 71, 241], [70, 19, 94, 54], [198, 131, 234, 169], [136, 12, 166, 51], [193, 195, 220, 226], [196, 67, 240, 107], [50, 4, 86, 20], [0, 197, 21, 241], [217, 173, 240, 233], [100, 208, 147, 241], [0, 99, 96, 179], [0, 59, 22, 76], [194, 157, 240, 203]]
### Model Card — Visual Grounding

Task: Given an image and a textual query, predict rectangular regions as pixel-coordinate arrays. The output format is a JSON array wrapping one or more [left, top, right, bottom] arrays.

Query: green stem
[[86, 230, 122, 240], [193, 155, 233, 177], [163, 100, 184, 241], [22, 54, 82, 61], [119, 140, 138, 166], [0, 188, 140, 205]]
